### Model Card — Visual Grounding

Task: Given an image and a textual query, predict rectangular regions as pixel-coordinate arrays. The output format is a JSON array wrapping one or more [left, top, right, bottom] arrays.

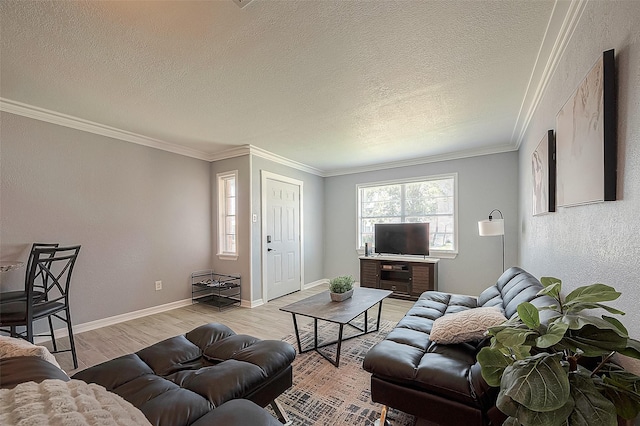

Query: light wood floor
[[49, 284, 414, 374]]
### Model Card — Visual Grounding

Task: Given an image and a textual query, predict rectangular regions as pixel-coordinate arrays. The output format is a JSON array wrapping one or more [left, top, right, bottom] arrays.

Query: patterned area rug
[[276, 320, 415, 426]]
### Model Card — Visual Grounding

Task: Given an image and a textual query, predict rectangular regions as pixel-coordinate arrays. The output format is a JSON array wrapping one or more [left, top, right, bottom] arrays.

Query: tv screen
[[374, 223, 430, 256]]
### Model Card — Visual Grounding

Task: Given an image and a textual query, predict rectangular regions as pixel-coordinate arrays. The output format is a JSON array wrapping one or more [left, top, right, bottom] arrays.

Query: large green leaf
[[536, 322, 569, 348], [515, 398, 574, 426], [559, 337, 616, 358], [511, 345, 532, 360], [498, 387, 574, 426], [487, 319, 525, 337], [541, 276, 562, 289], [568, 370, 617, 426], [538, 282, 562, 300], [569, 325, 628, 353], [501, 353, 570, 412], [599, 380, 640, 419], [564, 302, 626, 316], [559, 314, 628, 336], [518, 302, 540, 329], [503, 417, 521, 426], [602, 315, 629, 336], [478, 347, 512, 387], [596, 363, 640, 419], [497, 388, 519, 417], [495, 328, 537, 347], [618, 338, 640, 359], [565, 284, 621, 305]]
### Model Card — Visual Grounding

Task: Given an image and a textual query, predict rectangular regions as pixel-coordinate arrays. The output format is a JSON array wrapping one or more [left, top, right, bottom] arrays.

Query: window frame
[[217, 170, 238, 260], [356, 173, 458, 259]]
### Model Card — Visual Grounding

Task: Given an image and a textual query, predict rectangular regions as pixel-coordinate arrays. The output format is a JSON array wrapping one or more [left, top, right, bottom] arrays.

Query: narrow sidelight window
[[217, 171, 238, 256]]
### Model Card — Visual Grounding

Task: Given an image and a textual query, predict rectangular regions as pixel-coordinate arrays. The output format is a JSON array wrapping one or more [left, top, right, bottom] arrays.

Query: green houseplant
[[329, 275, 355, 302], [477, 277, 640, 426]]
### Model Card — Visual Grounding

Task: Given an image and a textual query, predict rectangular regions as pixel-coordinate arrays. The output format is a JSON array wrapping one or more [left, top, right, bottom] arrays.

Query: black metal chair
[[0, 245, 81, 368], [0, 243, 60, 303], [1, 243, 60, 344]]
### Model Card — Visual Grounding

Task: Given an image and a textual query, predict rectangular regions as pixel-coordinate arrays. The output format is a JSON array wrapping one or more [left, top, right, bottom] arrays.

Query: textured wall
[[519, 1, 640, 352], [0, 112, 212, 325], [324, 151, 519, 296]]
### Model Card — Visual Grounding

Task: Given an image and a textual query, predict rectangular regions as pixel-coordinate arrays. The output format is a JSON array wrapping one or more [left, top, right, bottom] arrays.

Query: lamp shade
[[478, 219, 504, 236]]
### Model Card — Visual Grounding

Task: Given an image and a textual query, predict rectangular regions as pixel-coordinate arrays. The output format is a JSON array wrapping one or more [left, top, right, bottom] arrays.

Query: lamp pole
[[478, 209, 505, 273]]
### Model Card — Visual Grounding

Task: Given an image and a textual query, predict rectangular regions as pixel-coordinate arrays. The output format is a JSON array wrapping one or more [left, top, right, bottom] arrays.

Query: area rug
[[275, 319, 415, 426]]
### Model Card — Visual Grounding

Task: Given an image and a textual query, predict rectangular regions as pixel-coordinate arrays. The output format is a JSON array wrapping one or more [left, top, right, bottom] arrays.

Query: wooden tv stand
[[359, 256, 438, 301]]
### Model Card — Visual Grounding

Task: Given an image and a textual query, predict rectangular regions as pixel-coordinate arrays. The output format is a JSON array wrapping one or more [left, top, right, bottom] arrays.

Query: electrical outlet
[[155, 280, 162, 291]]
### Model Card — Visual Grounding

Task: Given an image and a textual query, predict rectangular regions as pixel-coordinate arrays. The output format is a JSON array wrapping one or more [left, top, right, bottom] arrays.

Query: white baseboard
[[244, 298, 264, 308], [303, 278, 328, 290], [32, 282, 329, 344], [33, 298, 192, 344]]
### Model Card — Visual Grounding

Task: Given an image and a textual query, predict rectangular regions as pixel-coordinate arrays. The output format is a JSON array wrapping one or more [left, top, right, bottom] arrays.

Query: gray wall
[[324, 151, 519, 296], [250, 156, 325, 302], [210, 155, 252, 302], [0, 112, 212, 325], [518, 1, 640, 345]]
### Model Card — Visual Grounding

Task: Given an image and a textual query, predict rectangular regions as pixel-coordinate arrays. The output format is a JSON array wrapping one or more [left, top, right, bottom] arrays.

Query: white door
[[264, 175, 301, 301]]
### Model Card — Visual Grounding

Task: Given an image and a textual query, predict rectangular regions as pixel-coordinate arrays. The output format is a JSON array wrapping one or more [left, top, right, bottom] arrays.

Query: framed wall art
[[532, 129, 556, 216], [556, 49, 617, 207]]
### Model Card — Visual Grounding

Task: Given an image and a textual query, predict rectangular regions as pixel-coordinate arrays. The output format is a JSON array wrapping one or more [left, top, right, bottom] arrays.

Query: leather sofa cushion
[[73, 323, 296, 426], [478, 267, 550, 318], [203, 334, 261, 362], [186, 323, 236, 348], [138, 335, 202, 376], [74, 354, 155, 390]]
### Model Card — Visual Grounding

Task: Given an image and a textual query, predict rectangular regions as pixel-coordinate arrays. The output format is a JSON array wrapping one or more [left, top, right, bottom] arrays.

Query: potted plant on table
[[329, 275, 355, 302], [477, 277, 640, 426]]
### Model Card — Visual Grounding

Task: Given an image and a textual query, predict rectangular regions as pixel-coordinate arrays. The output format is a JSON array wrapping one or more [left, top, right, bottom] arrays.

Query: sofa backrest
[[477, 267, 556, 319]]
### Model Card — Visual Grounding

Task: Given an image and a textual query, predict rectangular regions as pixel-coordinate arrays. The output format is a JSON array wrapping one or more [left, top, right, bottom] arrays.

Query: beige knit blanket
[[0, 379, 151, 426]]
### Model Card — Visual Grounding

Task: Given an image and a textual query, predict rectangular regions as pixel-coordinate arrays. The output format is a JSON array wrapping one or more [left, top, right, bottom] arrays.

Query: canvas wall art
[[532, 130, 556, 216], [556, 49, 616, 207]]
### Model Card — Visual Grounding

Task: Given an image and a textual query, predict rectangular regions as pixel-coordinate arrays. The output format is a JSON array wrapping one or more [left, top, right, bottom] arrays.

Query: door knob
[[267, 248, 274, 252]]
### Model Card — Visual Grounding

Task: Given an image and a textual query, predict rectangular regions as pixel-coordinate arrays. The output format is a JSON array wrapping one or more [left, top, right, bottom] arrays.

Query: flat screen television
[[374, 223, 430, 256]]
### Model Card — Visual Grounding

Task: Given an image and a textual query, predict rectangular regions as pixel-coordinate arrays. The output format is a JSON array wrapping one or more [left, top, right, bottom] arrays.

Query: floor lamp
[[478, 209, 505, 272]]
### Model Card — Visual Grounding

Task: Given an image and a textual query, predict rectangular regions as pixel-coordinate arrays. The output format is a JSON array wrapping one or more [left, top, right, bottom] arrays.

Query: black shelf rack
[[191, 270, 241, 310]]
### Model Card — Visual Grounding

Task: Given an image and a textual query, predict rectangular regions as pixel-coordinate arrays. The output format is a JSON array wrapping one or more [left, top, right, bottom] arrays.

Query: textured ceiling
[[1, 0, 558, 173]]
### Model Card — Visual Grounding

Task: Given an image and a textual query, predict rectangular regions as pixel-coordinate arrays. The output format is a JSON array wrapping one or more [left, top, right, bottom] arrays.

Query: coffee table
[[279, 287, 392, 367]]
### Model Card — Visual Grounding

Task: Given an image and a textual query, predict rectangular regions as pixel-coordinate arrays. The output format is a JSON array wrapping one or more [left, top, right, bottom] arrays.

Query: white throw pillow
[[429, 307, 507, 344], [0, 335, 61, 369]]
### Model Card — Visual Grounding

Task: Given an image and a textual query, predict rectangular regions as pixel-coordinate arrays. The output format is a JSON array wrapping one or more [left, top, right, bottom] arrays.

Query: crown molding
[[511, 0, 588, 148], [207, 144, 325, 176], [0, 98, 212, 161], [207, 145, 252, 161], [248, 145, 325, 176], [322, 143, 518, 177], [1, 98, 521, 177]]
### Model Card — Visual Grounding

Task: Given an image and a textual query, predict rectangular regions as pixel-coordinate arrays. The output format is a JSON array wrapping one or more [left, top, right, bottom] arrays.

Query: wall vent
[[232, 0, 255, 9]]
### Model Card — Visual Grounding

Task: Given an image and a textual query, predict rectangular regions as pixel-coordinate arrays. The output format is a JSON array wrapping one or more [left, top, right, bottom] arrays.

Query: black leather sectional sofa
[[73, 322, 296, 425], [1, 322, 295, 426], [363, 267, 554, 425]]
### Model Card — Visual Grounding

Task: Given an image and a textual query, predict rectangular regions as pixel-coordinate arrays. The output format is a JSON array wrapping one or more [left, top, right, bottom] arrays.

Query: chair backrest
[[26, 245, 81, 306], [25, 243, 60, 292]]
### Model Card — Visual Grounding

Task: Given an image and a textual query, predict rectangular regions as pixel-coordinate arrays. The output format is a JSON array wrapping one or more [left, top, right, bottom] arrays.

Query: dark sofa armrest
[[191, 399, 281, 426], [0, 356, 70, 389]]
